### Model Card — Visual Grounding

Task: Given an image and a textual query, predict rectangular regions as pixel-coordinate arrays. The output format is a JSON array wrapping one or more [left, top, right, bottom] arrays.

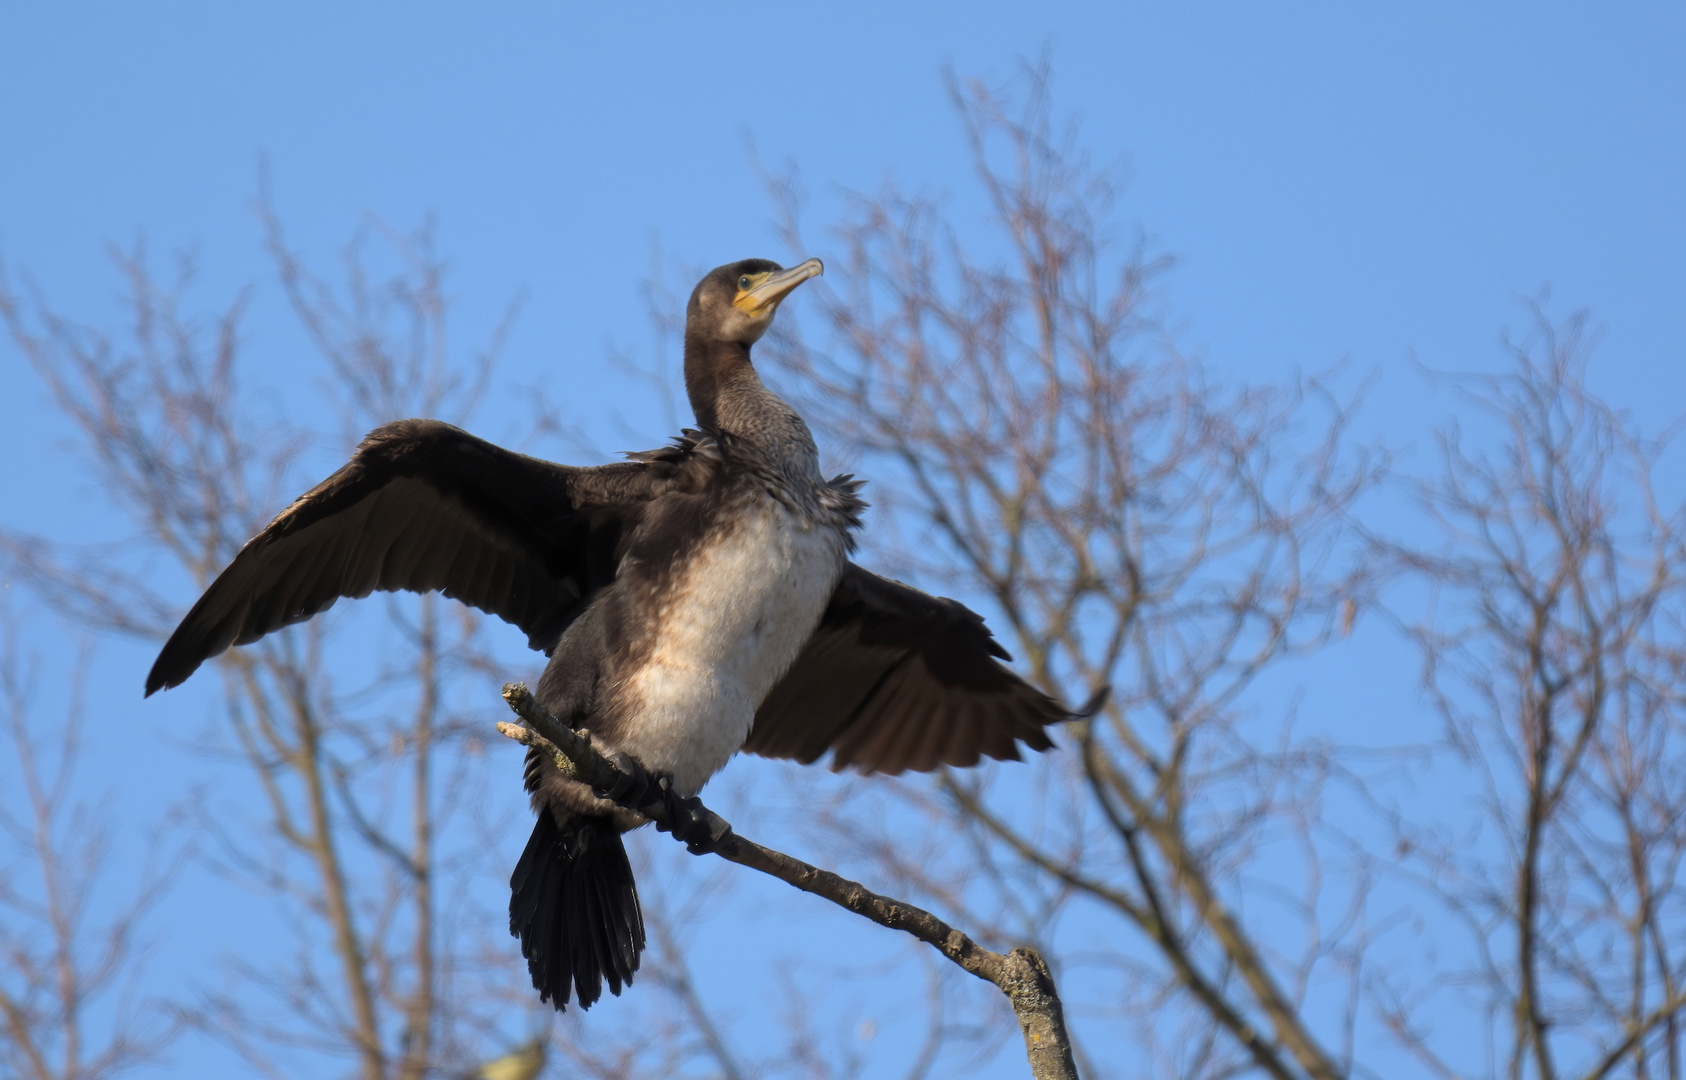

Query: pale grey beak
[[737, 258, 824, 313]]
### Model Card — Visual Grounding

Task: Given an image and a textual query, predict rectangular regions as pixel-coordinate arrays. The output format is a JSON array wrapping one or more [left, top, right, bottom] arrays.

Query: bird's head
[[686, 257, 824, 347]]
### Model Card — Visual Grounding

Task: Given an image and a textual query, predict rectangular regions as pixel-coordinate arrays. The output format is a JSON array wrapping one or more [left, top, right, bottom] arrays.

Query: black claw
[[683, 815, 733, 856], [653, 783, 731, 855], [595, 751, 654, 808]]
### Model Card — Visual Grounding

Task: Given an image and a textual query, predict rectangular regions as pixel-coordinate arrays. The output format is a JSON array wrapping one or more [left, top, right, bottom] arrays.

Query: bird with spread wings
[[145, 257, 1093, 1011]]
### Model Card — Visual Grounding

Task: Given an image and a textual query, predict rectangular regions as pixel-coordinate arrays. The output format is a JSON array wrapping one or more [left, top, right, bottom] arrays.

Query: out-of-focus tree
[[0, 215, 574, 1078], [747, 64, 1686, 1080], [1374, 315, 1686, 1080], [0, 614, 177, 1080], [5, 55, 1684, 1080], [757, 64, 1382, 1080]]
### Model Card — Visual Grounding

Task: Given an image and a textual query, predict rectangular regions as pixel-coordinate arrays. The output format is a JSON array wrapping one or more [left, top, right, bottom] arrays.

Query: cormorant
[[145, 258, 1087, 1010]]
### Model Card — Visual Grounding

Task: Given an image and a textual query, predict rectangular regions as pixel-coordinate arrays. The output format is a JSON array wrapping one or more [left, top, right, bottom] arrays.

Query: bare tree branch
[[0, 618, 179, 1080]]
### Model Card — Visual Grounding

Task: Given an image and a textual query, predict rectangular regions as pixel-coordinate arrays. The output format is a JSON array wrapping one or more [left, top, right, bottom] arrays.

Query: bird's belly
[[615, 504, 844, 796]]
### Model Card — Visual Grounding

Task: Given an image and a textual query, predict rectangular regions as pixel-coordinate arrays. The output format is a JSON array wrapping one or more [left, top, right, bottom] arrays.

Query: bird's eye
[[737, 275, 753, 291]]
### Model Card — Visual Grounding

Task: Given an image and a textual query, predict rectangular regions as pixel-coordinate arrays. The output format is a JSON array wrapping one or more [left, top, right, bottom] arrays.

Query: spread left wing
[[745, 564, 1092, 774]]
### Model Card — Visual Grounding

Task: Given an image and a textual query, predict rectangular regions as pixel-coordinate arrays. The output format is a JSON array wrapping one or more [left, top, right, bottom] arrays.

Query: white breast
[[615, 501, 845, 795]]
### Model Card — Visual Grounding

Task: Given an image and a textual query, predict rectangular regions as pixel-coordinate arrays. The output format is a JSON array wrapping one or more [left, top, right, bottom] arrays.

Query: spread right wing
[[145, 418, 669, 695]]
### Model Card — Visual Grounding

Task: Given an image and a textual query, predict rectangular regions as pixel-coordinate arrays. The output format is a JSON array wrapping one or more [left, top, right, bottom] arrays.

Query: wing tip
[[144, 660, 184, 697]]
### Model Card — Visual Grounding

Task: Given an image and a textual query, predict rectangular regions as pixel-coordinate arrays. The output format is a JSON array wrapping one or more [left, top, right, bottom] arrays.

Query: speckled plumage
[[528, 412, 861, 819]]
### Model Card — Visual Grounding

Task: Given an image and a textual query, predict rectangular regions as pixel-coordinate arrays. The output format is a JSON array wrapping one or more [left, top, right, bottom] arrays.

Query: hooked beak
[[735, 258, 824, 314]]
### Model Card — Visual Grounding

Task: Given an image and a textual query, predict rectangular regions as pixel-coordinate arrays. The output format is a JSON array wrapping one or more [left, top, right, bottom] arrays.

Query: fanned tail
[[509, 810, 644, 1010]]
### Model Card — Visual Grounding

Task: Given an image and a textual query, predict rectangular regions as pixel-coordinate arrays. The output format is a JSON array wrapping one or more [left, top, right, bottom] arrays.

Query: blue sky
[[2, 3, 1683, 1077], [5, 4, 1681, 423]]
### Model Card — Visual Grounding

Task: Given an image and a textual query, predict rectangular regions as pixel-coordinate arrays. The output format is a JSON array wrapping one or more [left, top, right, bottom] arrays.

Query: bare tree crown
[[2, 63, 1683, 1080]]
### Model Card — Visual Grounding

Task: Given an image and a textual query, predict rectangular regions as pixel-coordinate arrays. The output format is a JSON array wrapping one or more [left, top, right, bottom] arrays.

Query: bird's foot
[[591, 755, 729, 854], [593, 751, 655, 809], [652, 778, 732, 855]]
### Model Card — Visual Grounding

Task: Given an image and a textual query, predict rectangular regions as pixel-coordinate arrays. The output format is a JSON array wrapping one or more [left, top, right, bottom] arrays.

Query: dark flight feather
[[145, 419, 663, 695], [745, 564, 1080, 775]]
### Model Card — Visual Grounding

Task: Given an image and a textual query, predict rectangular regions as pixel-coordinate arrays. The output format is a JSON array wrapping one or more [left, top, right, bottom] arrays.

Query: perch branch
[[497, 682, 1079, 1080]]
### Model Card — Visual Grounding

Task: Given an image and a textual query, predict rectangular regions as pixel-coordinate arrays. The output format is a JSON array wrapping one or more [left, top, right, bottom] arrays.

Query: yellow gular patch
[[732, 273, 773, 312]]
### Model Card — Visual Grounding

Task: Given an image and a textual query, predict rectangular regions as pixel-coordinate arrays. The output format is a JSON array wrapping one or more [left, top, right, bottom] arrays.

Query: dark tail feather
[[510, 810, 644, 1010]]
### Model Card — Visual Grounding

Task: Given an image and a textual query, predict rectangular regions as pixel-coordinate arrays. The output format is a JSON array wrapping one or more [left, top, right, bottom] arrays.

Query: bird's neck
[[684, 336, 783, 435], [683, 333, 819, 478]]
